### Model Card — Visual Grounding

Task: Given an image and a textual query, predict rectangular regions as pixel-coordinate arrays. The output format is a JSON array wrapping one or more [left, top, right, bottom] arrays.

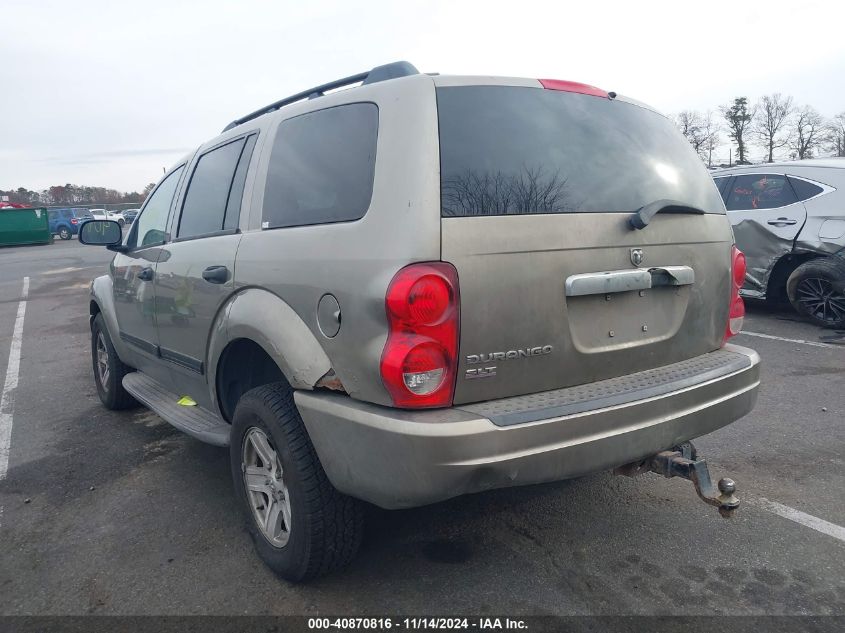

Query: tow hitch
[[615, 442, 740, 518]]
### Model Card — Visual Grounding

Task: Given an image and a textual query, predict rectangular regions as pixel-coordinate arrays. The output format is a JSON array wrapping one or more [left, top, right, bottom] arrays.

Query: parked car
[[90, 208, 126, 227], [47, 207, 94, 240], [712, 159, 845, 328], [122, 209, 140, 224], [79, 62, 760, 581]]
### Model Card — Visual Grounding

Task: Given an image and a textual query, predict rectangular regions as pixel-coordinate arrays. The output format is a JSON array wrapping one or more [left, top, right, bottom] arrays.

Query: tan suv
[[80, 62, 760, 580]]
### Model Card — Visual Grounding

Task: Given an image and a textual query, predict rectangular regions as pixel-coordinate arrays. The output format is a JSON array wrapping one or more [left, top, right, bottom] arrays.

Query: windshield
[[437, 86, 724, 217]]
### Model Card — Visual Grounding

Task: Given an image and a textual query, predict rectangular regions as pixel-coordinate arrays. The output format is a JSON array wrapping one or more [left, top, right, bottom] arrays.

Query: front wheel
[[58, 227, 71, 240], [230, 383, 364, 582], [91, 314, 138, 409], [787, 258, 845, 328]]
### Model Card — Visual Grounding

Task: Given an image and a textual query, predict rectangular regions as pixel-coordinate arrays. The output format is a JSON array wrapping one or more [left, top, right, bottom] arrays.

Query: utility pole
[[729, 148, 732, 166]]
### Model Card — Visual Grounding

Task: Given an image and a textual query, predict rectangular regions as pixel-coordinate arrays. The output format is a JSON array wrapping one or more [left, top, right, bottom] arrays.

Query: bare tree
[[442, 166, 576, 216], [828, 112, 845, 157], [701, 110, 721, 167], [674, 110, 720, 164], [721, 97, 756, 164], [789, 106, 826, 159], [752, 93, 793, 163], [675, 110, 704, 149]]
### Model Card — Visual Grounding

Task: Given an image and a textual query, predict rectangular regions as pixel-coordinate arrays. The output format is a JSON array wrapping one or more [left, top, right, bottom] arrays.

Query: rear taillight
[[70, 218, 78, 224], [380, 263, 460, 408], [724, 245, 746, 343]]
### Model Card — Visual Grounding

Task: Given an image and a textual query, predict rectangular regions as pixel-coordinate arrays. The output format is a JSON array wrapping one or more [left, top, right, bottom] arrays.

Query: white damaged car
[[713, 159, 845, 328]]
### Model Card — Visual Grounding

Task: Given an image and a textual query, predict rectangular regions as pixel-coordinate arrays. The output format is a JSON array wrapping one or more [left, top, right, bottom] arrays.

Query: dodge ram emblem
[[630, 248, 645, 267]]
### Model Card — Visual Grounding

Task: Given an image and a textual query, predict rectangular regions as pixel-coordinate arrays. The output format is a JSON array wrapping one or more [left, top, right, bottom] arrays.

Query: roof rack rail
[[222, 61, 419, 132]]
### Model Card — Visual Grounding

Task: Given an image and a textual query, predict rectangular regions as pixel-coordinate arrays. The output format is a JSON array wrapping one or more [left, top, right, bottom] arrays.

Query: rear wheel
[[91, 314, 138, 409], [787, 258, 845, 328], [230, 383, 364, 582], [58, 226, 71, 240]]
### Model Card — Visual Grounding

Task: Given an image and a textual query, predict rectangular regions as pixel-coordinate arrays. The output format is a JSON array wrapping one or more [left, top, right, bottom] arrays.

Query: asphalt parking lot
[[0, 237, 843, 616]]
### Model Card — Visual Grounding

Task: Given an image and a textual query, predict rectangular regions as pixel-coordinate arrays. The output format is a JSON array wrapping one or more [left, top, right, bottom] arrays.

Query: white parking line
[[0, 277, 30, 482], [739, 330, 842, 349], [749, 496, 845, 543]]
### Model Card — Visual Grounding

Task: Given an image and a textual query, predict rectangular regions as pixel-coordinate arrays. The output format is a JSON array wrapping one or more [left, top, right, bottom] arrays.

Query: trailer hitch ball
[[614, 443, 740, 518], [717, 478, 740, 518]]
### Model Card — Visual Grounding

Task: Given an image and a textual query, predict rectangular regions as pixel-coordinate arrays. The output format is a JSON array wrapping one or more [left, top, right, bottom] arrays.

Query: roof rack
[[222, 61, 419, 132]]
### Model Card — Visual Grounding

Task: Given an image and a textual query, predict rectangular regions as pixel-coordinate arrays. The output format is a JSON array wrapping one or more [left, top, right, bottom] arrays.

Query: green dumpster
[[0, 207, 52, 246]]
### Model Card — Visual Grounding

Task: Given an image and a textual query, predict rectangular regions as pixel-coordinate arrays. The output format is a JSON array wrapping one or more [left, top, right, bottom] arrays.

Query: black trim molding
[[160, 347, 204, 374], [119, 332, 159, 356]]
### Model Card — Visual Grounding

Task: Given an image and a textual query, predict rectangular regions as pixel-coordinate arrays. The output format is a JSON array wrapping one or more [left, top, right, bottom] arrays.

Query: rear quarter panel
[[233, 74, 441, 406]]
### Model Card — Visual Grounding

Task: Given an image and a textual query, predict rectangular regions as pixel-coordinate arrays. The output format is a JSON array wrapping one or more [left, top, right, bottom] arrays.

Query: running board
[[123, 373, 230, 447]]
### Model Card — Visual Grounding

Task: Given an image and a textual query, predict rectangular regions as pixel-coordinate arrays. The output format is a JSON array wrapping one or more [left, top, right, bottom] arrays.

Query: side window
[[62, 209, 74, 218], [131, 166, 184, 248], [225, 134, 257, 230], [725, 174, 797, 211], [177, 137, 246, 239], [48, 210, 58, 221], [262, 103, 378, 229], [713, 176, 732, 203], [788, 176, 824, 202]]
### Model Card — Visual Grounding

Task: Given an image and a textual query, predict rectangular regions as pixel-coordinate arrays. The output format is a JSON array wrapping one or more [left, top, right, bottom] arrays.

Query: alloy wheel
[[242, 427, 292, 547], [96, 332, 110, 388], [795, 277, 845, 324]]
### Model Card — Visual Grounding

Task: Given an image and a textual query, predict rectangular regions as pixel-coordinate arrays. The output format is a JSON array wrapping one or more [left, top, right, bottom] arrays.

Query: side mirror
[[79, 220, 123, 247]]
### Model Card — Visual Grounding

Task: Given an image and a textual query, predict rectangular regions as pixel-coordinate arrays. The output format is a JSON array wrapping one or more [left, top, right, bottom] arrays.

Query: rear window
[[437, 86, 724, 217], [262, 103, 378, 229], [788, 176, 824, 201], [725, 174, 797, 211]]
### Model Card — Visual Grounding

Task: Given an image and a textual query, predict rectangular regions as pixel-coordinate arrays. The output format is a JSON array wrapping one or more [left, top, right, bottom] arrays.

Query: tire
[[230, 383, 364, 582], [786, 258, 845, 329], [58, 227, 71, 240], [91, 314, 138, 409]]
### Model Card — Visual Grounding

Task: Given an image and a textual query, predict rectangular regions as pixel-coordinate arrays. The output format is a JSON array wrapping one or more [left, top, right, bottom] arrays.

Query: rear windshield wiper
[[628, 199, 706, 230]]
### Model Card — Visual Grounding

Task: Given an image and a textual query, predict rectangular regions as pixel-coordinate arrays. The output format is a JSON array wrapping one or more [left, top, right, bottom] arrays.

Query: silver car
[[79, 62, 760, 580], [713, 160, 845, 327]]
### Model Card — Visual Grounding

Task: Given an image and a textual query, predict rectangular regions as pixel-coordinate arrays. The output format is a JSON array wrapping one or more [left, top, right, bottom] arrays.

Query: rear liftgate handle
[[615, 442, 740, 518]]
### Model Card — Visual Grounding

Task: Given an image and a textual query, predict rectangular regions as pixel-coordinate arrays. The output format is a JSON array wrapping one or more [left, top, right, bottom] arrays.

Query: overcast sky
[[2, 0, 844, 192]]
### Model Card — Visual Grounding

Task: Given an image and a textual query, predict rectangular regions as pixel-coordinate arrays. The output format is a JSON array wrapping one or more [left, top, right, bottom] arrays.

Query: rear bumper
[[296, 344, 760, 509]]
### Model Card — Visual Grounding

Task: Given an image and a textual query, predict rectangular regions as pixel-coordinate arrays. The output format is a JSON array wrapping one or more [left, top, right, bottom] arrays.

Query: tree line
[[0, 182, 156, 207], [674, 95, 845, 166], [4, 95, 843, 207]]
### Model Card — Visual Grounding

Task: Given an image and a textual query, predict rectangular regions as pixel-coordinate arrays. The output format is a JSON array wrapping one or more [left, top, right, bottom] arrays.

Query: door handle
[[137, 267, 154, 281], [202, 265, 229, 284], [767, 217, 797, 226]]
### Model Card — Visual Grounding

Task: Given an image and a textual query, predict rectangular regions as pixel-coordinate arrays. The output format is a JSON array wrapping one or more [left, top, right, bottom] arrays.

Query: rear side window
[[788, 176, 824, 201], [262, 103, 378, 229], [178, 137, 249, 239], [725, 174, 797, 211], [713, 176, 732, 202], [437, 86, 724, 217]]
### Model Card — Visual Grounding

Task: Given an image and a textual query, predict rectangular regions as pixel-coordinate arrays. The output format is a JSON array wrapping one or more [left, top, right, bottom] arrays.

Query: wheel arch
[[765, 251, 821, 303], [208, 288, 333, 421], [89, 275, 133, 362]]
